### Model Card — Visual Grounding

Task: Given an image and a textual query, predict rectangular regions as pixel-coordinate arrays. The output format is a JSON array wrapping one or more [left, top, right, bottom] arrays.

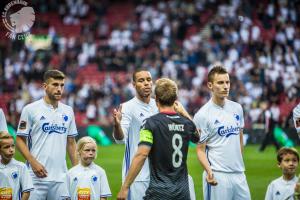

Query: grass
[[14, 144, 300, 199]]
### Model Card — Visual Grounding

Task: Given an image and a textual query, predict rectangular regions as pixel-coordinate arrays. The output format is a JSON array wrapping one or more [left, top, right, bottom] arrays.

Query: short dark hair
[[43, 70, 65, 82], [277, 147, 299, 163], [207, 65, 228, 83], [132, 69, 149, 82], [155, 78, 177, 106]]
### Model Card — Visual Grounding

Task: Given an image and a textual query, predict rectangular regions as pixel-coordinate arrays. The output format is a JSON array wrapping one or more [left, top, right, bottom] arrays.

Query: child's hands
[[206, 171, 218, 186]]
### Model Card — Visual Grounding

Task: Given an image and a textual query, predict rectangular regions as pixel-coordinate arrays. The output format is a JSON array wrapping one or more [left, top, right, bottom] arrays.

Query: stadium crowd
[[0, 0, 299, 131]]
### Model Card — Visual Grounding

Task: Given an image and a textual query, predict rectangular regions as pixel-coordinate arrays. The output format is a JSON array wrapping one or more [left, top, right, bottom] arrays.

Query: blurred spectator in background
[[259, 101, 281, 152], [0, 0, 299, 136]]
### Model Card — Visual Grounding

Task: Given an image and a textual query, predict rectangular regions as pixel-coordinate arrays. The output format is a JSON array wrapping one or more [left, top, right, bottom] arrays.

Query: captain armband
[[140, 129, 153, 144]]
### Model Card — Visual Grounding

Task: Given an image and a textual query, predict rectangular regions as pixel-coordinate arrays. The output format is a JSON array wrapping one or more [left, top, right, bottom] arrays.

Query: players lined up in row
[[0, 67, 300, 199]]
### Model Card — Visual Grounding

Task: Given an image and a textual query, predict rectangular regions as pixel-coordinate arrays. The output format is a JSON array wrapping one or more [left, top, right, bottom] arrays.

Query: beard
[[137, 90, 151, 98], [47, 93, 62, 101]]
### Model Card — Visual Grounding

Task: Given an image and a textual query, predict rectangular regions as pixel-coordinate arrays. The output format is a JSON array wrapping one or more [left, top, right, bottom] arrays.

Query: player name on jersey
[[168, 123, 185, 132]]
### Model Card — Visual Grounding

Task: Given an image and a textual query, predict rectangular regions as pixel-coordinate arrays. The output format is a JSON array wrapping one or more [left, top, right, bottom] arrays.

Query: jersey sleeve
[[238, 104, 245, 129], [188, 121, 200, 143], [68, 109, 78, 137], [139, 118, 153, 147], [66, 172, 71, 196], [99, 169, 112, 198], [0, 109, 8, 132], [193, 112, 210, 143], [17, 106, 32, 136], [264, 182, 274, 200], [20, 163, 34, 193], [293, 104, 300, 133]]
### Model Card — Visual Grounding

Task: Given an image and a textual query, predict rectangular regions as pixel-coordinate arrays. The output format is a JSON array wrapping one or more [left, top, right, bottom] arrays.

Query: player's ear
[[207, 81, 213, 90], [42, 82, 47, 89], [132, 81, 136, 88], [155, 97, 160, 108], [277, 162, 281, 168]]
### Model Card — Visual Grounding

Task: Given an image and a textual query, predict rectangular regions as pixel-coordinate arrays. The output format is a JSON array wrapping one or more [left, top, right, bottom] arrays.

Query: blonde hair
[[0, 131, 13, 147], [155, 78, 178, 106], [76, 136, 97, 158]]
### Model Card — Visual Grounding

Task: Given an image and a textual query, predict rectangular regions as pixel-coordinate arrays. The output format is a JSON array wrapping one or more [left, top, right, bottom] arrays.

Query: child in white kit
[[0, 131, 34, 200], [67, 136, 112, 200], [265, 147, 299, 200]]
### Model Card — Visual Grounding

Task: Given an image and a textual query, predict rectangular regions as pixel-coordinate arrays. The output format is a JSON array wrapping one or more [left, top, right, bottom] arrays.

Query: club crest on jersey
[[11, 172, 18, 180], [91, 175, 97, 183], [234, 114, 240, 121], [42, 123, 67, 134], [217, 125, 240, 137], [62, 114, 68, 122]]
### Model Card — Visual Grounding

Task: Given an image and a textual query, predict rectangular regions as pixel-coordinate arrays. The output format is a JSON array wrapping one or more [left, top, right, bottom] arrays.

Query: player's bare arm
[[16, 136, 48, 178], [113, 104, 124, 140], [21, 191, 30, 200], [117, 145, 151, 200], [174, 101, 201, 141], [294, 182, 300, 198], [239, 129, 244, 153], [294, 116, 300, 136], [67, 137, 78, 166], [196, 143, 217, 186], [174, 101, 193, 121]]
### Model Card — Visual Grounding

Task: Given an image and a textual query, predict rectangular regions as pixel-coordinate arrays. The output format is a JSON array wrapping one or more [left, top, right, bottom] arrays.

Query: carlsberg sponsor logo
[[217, 126, 240, 137], [42, 123, 67, 134]]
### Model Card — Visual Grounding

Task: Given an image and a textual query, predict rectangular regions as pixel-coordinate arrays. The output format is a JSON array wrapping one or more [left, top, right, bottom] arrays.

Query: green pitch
[[15, 145, 300, 199]]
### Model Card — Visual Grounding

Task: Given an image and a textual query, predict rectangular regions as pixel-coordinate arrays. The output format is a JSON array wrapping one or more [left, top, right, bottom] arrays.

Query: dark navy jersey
[[139, 111, 199, 200]]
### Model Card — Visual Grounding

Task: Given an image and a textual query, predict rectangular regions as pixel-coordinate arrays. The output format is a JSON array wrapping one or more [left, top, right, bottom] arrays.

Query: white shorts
[[188, 174, 196, 200], [29, 180, 69, 200], [128, 181, 149, 200], [203, 171, 251, 200]]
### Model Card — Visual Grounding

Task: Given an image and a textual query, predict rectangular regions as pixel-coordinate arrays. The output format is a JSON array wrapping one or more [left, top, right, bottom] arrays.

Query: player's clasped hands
[[117, 187, 129, 200], [30, 159, 48, 178], [206, 172, 218, 186]]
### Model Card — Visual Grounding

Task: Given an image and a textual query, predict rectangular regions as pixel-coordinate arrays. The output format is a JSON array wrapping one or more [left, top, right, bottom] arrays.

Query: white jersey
[[16, 99, 78, 182], [193, 99, 245, 172], [67, 162, 111, 200], [0, 108, 8, 131], [116, 97, 158, 182], [265, 176, 298, 200], [0, 158, 34, 200], [293, 104, 300, 133]]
